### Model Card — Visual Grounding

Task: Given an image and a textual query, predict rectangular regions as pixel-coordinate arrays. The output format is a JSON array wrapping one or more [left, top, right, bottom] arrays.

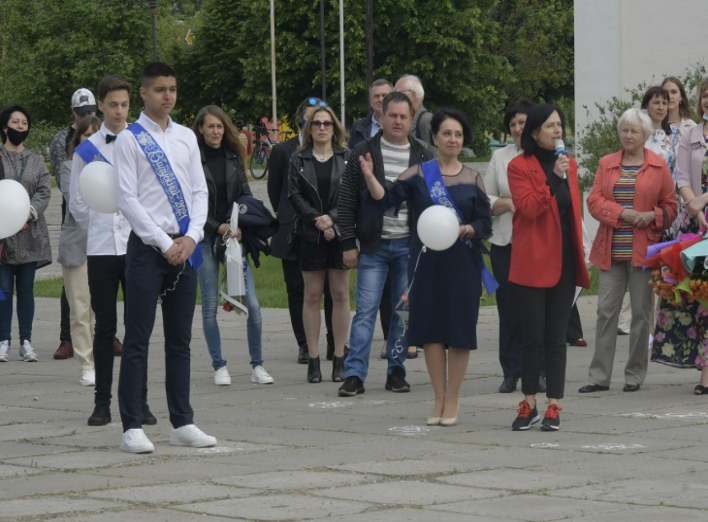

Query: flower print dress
[[646, 126, 683, 238], [651, 139, 708, 368]]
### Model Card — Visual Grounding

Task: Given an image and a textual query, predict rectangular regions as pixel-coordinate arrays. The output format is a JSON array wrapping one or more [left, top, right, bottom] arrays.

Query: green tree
[[492, 0, 574, 103], [179, 0, 511, 155], [0, 0, 153, 125]]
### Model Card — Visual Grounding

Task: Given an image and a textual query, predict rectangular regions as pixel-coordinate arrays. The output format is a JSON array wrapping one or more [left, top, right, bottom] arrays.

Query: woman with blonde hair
[[193, 105, 274, 387], [288, 105, 350, 383]]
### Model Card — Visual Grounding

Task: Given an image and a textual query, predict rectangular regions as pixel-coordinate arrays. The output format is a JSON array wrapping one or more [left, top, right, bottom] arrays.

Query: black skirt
[[296, 236, 347, 272]]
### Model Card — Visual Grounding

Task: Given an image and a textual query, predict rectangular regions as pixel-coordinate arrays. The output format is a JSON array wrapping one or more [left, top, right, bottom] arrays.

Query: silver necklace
[[313, 151, 333, 163]]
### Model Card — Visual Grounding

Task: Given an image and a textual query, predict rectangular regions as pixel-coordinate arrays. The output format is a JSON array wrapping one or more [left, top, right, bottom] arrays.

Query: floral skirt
[[651, 296, 708, 369]]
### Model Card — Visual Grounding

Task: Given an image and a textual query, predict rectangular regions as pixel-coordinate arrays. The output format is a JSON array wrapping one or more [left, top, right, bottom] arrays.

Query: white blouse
[[483, 143, 521, 246]]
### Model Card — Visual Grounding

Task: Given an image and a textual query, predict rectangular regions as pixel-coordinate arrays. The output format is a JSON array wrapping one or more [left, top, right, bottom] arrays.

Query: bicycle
[[249, 125, 279, 180]]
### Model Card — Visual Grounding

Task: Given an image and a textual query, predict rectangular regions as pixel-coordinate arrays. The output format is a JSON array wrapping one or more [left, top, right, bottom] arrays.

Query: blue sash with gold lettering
[[127, 122, 203, 269], [74, 139, 111, 166], [420, 159, 498, 294]]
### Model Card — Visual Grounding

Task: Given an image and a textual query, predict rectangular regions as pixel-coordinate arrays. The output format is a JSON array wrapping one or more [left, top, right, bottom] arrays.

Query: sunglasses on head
[[307, 97, 328, 107], [311, 120, 334, 129]]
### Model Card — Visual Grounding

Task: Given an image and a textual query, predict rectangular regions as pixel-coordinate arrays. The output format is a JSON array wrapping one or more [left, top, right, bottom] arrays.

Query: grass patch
[[32, 257, 601, 308]]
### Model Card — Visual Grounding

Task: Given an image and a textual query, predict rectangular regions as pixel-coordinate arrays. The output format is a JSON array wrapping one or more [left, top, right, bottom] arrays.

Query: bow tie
[[106, 134, 117, 144]]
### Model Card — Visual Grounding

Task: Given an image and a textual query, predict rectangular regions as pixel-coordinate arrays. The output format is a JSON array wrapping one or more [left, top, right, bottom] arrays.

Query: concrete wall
[[575, 0, 708, 139]]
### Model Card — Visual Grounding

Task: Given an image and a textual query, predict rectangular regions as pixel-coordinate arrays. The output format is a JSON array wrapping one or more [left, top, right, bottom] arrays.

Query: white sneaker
[[19, 340, 38, 362], [80, 370, 96, 386], [170, 424, 217, 448], [214, 366, 231, 386], [0, 340, 9, 362], [251, 365, 274, 384], [648, 334, 654, 351], [120, 428, 154, 453]]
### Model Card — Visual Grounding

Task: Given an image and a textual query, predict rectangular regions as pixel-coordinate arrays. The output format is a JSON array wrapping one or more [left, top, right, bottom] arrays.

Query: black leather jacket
[[200, 145, 251, 237], [287, 146, 347, 243]]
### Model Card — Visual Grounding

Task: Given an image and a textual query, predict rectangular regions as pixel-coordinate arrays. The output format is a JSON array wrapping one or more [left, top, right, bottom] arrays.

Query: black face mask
[[5, 127, 29, 146]]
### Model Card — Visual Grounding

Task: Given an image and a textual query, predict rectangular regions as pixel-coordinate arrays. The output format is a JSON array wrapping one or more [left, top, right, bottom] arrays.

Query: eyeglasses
[[311, 120, 333, 129], [307, 97, 328, 107]]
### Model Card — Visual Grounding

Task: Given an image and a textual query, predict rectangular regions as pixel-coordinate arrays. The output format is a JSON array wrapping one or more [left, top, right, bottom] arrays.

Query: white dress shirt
[[114, 112, 208, 253], [70, 123, 131, 256], [483, 143, 522, 246], [370, 114, 381, 138]]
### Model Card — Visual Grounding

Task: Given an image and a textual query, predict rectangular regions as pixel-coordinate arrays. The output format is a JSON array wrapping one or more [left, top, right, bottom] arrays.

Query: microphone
[[555, 139, 568, 180]]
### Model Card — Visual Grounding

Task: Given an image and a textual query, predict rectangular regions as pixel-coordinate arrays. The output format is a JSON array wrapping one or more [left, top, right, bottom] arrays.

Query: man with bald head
[[394, 74, 433, 147]]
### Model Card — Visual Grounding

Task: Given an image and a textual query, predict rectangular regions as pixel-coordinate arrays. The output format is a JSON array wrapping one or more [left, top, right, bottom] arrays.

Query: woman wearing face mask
[[0, 105, 52, 363], [655, 78, 708, 394]]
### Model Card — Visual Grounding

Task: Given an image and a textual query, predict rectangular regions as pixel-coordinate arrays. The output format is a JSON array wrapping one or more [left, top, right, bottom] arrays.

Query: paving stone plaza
[[1, 181, 707, 521]]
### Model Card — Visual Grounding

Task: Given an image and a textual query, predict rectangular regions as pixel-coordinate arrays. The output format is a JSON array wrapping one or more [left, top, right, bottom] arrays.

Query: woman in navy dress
[[360, 108, 492, 426]]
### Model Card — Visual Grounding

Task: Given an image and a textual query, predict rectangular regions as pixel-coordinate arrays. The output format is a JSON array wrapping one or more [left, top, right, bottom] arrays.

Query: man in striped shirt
[[337, 91, 435, 397]]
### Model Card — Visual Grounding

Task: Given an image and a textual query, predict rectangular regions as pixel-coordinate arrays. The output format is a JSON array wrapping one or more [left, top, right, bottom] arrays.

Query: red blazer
[[507, 153, 590, 289]]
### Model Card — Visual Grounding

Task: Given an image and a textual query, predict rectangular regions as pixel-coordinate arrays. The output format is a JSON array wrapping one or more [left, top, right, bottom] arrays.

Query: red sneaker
[[541, 404, 562, 431]]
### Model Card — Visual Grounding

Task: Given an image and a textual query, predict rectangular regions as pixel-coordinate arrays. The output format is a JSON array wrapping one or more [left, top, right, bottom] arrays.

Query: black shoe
[[385, 367, 410, 393], [407, 348, 419, 359], [87, 403, 111, 426], [540, 404, 562, 431], [499, 377, 518, 393], [512, 400, 540, 431], [332, 355, 345, 382], [338, 376, 365, 396], [623, 382, 641, 392], [538, 376, 547, 393], [578, 383, 609, 393], [298, 345, 308, 364], [326, 343, 334, 361], [141, 403, 157, 425], [307, 356, 322, 383]]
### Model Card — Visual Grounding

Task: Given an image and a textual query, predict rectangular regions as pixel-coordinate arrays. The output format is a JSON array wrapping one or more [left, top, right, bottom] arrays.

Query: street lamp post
[[148, 0, 158, 61]]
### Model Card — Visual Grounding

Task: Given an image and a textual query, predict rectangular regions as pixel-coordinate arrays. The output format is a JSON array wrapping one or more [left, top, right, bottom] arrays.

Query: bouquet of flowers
[[645, 233, 708, 305]]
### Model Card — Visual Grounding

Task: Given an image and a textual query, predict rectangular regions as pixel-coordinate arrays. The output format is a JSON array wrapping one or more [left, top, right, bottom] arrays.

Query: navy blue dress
[[369, 165, 492, 349]]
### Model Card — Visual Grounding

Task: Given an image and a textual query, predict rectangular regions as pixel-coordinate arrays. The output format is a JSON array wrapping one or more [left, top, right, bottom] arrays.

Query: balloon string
[[390, 246, 426, 360]]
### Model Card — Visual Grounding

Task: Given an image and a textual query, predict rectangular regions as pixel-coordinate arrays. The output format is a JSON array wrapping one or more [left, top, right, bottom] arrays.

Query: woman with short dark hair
[[360, 107, 492, 426], [0, 105, 52, 362], [507, 104, 589, 431]]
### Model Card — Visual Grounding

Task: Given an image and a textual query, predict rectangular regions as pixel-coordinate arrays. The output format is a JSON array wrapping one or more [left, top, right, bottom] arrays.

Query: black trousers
[[512, 250, 576, 399], [59, 287, 71, 342], [490, 244, 524, 378], [281, 259, 334, 349], [88, 255, 147, 407], [118, 234, 195, 431], [566, 303, 584, 343]]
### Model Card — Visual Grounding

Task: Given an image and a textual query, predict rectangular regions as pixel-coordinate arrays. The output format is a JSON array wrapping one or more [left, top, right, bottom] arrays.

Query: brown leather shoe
[[113, 337, 123, 357], [53, 341, 74, 360]]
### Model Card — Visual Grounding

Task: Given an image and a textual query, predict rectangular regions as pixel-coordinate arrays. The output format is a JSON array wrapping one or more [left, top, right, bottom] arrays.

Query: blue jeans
[[0, 262, 37, 343], [345, 238, 409, 382], [198, 239, 263, 370]]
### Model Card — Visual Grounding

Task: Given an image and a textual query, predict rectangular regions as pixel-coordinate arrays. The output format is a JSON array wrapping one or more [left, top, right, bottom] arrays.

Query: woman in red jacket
[[507, 104, 589, 432], [580, 109, 676, 395]]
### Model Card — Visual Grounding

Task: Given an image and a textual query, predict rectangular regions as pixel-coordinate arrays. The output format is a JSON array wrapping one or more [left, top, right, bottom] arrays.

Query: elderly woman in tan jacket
[[580, 108, 677, 394]]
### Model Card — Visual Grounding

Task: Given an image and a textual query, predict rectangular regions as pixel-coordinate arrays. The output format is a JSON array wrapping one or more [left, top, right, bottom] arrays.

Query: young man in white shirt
[[114, 62, 214, 453], [70, 74, 154, 428]]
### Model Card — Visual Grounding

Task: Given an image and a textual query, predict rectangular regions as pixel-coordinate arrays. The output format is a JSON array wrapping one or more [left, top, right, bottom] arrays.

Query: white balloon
[[79, 161, 118, 214], [417, 205, 459, 251], [0, 179, 31, 240]]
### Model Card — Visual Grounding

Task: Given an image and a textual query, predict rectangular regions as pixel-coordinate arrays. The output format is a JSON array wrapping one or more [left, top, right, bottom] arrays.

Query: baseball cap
[[71, 88, 97, 115]]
